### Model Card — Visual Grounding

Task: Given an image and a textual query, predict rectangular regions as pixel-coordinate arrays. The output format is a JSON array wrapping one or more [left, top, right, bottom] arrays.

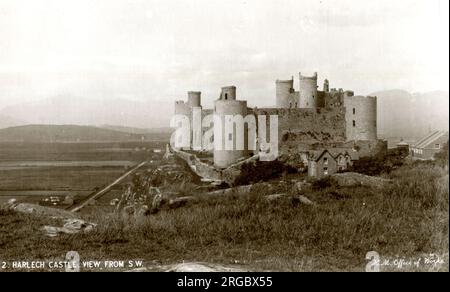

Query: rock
[[126, 262, 247, 272], [135, 205, 149, 217], [294, 181, 311, 192], [168, 196, 196, 209], [266, 193, 314, 205], [265, 193, 289, 201], [1, 198, 18, 210], [331, 172, 391, 189], [110, 198, 120, 206], [207, 185, 253, 196], [297, 195, 314, 205], [42, 218, 96, 237], [151, 194, 163, 210], [8, 198, 17, 205], [62, 195, 74, 206], [122, 205, 135, 216], [165, 262, 246, 272]]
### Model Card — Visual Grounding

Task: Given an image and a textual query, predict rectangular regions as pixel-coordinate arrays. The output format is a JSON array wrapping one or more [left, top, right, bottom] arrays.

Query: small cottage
[[308, 149, 337, 177]]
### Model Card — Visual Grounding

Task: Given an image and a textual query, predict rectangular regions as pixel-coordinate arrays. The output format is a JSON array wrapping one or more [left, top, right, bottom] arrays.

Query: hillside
[[0, 125, 148, 143], [0, 96, 173, 129], [0, 90, 447, 140], [99, 125, 173, 135]]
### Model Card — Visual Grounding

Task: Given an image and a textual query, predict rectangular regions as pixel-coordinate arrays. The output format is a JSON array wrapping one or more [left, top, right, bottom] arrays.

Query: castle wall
[[317, 91, 325, 108], [344, 95, 377, 141], [299, 72, 318, 108], [252, 107, 346, 151], [324, 89, 344, 108]]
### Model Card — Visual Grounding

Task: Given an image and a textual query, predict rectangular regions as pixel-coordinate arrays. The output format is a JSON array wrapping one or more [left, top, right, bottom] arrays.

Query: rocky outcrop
[[331, 172, 391, 189], [42, 219, 96, 237], [2, 199, 96, 237], [265, 193, 315, 205], [126, 262, 247, 272], [172, 149, 223, 182], [2, 200, 79, 219]]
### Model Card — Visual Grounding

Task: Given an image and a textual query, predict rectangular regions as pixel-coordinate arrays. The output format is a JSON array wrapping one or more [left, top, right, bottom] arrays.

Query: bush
[[234, 160, 295, 185], [434, 142, 449, 166], [348, 148, 408, 176]]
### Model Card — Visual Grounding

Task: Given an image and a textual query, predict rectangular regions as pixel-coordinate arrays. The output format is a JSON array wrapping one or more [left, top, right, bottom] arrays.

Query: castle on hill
[[173, 71, 383, 177]]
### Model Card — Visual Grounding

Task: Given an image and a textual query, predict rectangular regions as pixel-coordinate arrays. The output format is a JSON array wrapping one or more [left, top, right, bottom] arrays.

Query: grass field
[[0, 160, 447, 272], [0, 141, 165, 206]]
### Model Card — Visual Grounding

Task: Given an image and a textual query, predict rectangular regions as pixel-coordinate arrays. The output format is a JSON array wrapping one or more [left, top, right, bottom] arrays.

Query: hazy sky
[[0, 0, 448, 109]]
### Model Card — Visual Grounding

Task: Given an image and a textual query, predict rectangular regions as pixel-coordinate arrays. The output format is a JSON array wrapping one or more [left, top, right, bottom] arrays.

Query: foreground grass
[[0, 161, 448, 272]]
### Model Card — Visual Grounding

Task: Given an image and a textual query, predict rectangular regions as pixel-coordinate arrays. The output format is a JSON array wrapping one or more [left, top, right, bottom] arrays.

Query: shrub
[[348, 148, 408, 176]]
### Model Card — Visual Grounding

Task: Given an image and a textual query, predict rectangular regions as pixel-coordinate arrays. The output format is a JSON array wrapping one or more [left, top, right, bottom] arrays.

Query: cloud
[[0, 0, 448, 112]]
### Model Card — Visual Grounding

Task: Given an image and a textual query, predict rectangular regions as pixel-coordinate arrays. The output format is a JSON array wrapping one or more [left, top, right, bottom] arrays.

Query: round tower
[[299, 72, 318, 108], [174, 100, 190, 116], [276, 78, 294, 108], [213, 97, 249, 169], [323, 79, 329, 92], [173, 100, 192, 150], [187, 91, 201, 107], [344, 95, 377, 141], [220, 86, 236, 100]]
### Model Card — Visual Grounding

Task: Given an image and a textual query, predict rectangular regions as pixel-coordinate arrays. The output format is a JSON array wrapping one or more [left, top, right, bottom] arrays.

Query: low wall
[[173, 147, 283, 186], [172, 149, 222, 182]]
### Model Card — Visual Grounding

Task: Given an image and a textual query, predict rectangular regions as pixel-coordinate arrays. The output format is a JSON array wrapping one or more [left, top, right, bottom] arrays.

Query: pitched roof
[[308, 149, 351, 162], [328, 148, 348, 158], [413, 131, 448, 149], [308, 150, 327, 161]]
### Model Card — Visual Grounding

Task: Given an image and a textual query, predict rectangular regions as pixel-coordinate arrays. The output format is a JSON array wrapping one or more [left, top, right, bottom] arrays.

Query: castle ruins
[[173, 71, 385, 178]]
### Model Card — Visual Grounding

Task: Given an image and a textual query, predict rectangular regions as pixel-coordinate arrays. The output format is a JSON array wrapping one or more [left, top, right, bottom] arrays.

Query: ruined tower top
[[220, 86, 237, 101]]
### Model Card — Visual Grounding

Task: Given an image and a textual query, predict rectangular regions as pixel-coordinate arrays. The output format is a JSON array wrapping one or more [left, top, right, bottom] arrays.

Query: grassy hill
[[0, 125, 148, 143], [99, 125, 173, 135], [0, 159, 447, 271]]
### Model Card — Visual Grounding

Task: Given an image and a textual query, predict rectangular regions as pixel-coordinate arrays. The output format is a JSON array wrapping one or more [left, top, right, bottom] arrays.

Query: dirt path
[[69, 161, 148, 212]]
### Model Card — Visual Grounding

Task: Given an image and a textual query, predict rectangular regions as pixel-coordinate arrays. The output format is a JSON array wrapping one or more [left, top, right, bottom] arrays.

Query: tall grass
[[0, 161, 448, 271]]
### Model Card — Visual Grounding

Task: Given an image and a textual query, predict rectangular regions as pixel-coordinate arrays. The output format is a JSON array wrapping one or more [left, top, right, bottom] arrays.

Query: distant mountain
[[0, 114, 27, 129], [99, 125, 173, 135], [0, 125, 149, 143], [373, 90, 449, 139], [0, 96, 173, 129], [0, 90, 447, 141]]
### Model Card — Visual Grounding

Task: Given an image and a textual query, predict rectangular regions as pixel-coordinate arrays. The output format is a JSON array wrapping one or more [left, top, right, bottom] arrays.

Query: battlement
[[220, 86, 237, 101], [299, 72, 318, 80], [276, 79, 294, 83]]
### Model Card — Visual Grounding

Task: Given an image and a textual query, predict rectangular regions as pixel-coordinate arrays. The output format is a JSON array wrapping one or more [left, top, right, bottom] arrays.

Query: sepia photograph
[[0, 0, 448, 277]]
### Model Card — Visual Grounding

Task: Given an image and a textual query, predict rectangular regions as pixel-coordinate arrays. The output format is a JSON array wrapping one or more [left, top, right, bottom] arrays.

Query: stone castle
[[173, 71, 384, 177]]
